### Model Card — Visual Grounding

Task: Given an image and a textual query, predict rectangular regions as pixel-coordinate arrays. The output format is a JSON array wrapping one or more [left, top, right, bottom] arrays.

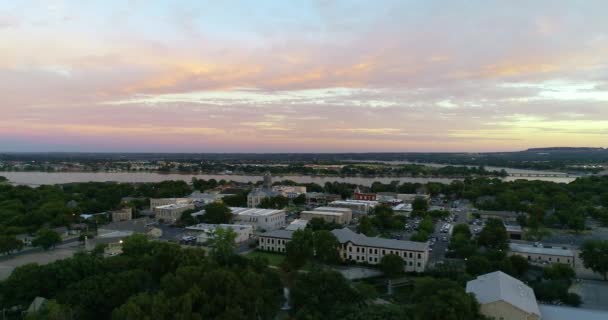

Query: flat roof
[[230, 207, 284, 217], [313, 206, 352, 213], [301, 210, 344, 217], [155, 203, 193, 209], [330, 200, 378, 205], [186, 223, 252, 231], [509, 243, 574, 257]]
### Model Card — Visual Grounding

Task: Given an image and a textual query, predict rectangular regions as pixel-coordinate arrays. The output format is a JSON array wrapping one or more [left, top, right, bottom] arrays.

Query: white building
[[154, 203, 195, 223], [231, 207, 286, 231], [258, 228, 429, 272], [509, 243, 575, 267], [466, 271, 541, 320], [392, 203, 413, 216], [185, 223, 253, 244], [328, 200, 378, 215]]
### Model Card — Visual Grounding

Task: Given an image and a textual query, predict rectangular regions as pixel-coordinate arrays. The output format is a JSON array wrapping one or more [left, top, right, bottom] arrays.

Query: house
[[393, 203, 413, 216], [258, 228, 429, 272], [154, 203, 195, 223], [300, 206, 353, 225], [505, 224, 523, 240], [231, 207, 286, 231], [466, 271, 541, 320], [185, 223, 253, 243], [111, 207, 133, 222], [188, 191, 227, 206], [509, 243, 575, 267]]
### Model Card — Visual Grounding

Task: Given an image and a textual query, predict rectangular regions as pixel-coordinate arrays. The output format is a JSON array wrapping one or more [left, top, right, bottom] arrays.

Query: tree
[[209, 227, 237, 265], [580, 240, 608, 280], [410, 278, 483, 320], [466, 255, 492, 276], [313, 230, 341, 264], [356, 215, 374, 236], [477, 218, 508, 250], [286, 229, 314, 270], [291, 269, 362, 319], [509, 255, 530, 277], [410, 231, 429, 242], [0, 235, 23, 255], [543, 263, 575, 282], [412, 197, 429, 212], [201, 202, 232, 224], [32, 228, 62, 250], [379, 254, 404, 277], [293, 193, 306, 205]]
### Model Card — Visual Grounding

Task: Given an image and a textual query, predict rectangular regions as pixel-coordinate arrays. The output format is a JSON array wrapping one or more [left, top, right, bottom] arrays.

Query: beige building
[[466, 271, 541, 320], [150, 198, 192, 208], [509, 243, 575, 267], [258, 228, 429, 272], [154, 203, 195, 223], [111, 208, 133, 222], [300, 206, 353, 225]]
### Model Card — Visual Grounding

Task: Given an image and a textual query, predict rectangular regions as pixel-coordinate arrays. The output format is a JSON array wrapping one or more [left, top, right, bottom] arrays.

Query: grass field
[[245, 250, 286, 266]]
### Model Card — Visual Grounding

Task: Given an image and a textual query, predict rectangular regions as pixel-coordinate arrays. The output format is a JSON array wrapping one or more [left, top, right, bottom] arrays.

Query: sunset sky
[[1, 0, 607, 152]]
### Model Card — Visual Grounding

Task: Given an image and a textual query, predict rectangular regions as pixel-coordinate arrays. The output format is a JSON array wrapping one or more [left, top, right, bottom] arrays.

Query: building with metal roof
[[466, 271, 541, 320], [509, 243, 575, 267]]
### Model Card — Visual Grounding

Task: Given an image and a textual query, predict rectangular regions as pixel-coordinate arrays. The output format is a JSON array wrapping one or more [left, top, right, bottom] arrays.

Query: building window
[[374, 249, 378, 254], [409, 252, 412, 258], [417, 263, 421, 267], [417, 253, 421, 259]]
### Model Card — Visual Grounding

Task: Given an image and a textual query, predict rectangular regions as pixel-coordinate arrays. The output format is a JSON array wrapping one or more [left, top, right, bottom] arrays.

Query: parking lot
[[0, 242, 80, 280]]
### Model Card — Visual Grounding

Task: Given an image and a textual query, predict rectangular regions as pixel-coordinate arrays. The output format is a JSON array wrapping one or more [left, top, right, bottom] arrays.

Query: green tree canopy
[[201, 202, 232, 224], [580, 240, 608, 280], [379, 254, 404, 277], [32, 228, 62, 250]]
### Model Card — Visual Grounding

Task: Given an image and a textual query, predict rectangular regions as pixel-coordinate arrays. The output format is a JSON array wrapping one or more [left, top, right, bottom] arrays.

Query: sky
[[1, 0, 608, 153]]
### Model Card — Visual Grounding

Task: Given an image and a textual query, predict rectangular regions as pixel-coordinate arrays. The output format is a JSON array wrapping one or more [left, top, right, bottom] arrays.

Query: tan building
[[150, 198, 192, 208], [111, 208, 133, 222], [300, 206, 353, 225], [258, 228, 429, 272], [509, 243, 575, 267], [154, 203, 195, 223], [466, 271, 541, 320], [185, 223, 253, 244], [328, 200, 378, 215]]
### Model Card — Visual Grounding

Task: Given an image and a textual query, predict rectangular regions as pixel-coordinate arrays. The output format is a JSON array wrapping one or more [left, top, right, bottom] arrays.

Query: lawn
[[246, 250, 286, 266]]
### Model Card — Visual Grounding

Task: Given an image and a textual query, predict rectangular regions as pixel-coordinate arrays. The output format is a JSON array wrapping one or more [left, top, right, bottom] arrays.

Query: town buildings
[[150, 198, 193, 208], [154, 203, 195, 223], [509, 243, 575, 267], [466, 271, 541, 320], [305, 192, 341, 207], [300, 206, 353, 225], [231, 207, 286, 231], [111, 208, 133, 222], [247, 173, 307, 207], [328, 200, 378, 215], [258, 228, 429, 272], [185, 223, 253, 244]]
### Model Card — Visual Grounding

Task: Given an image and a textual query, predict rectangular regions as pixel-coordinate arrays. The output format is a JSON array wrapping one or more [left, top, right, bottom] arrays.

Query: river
[[0, 171, 577, 187]]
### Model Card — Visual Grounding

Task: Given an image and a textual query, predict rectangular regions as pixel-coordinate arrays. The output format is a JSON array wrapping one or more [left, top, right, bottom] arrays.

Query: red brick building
[[353, 186, 376, 201]]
